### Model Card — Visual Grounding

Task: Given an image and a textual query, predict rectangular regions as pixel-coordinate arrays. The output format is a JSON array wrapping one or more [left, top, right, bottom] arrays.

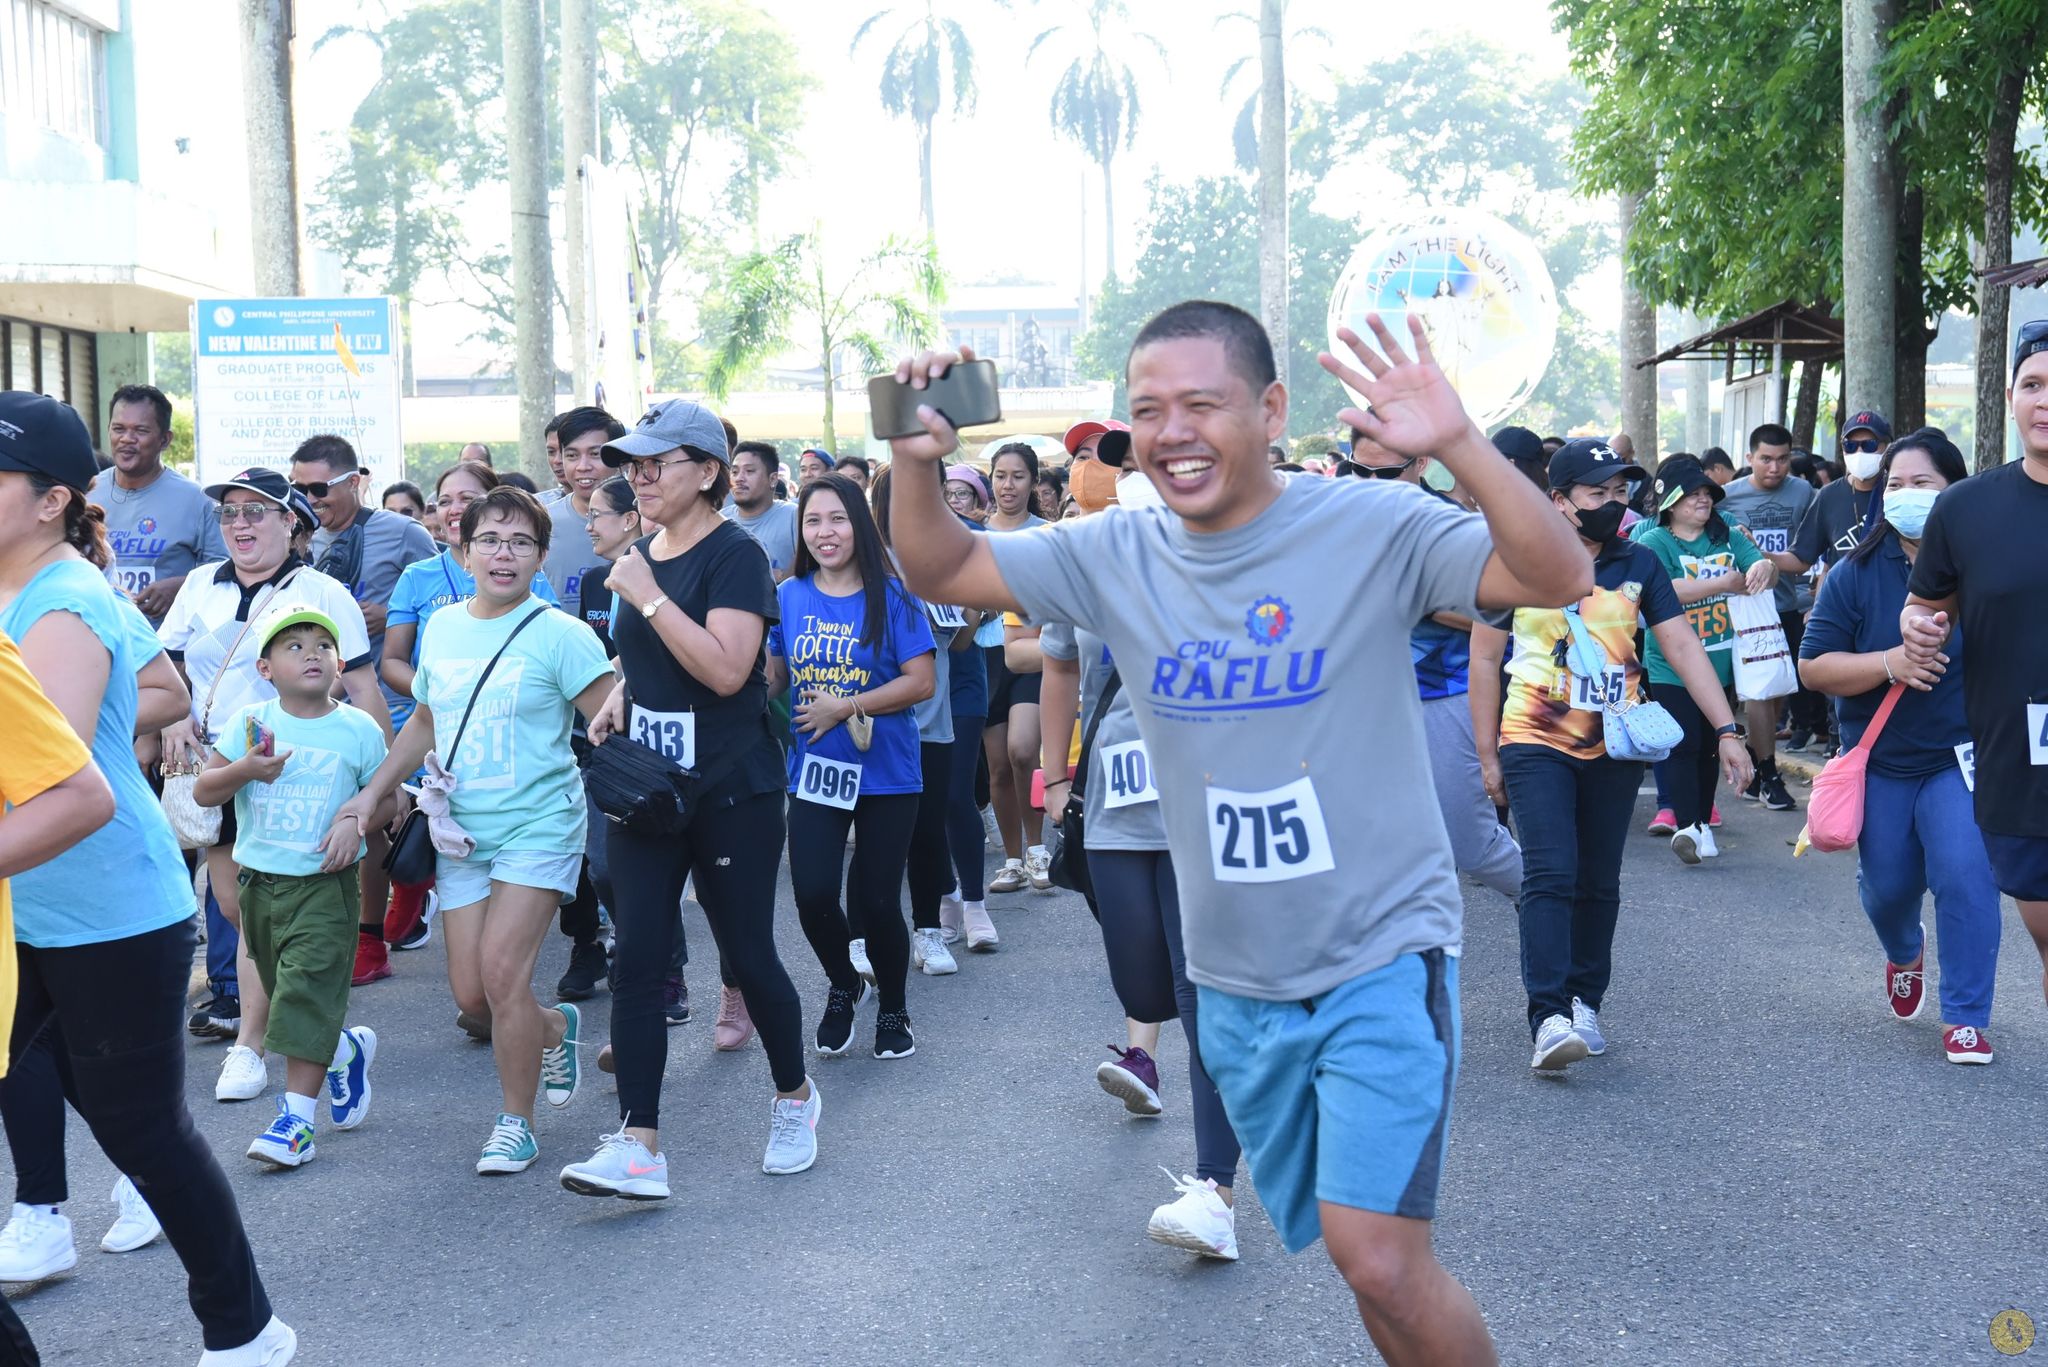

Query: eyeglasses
[[1842, 438, 1883, 454], [625, 455, 696, 483], [468, 534, 540, 558], [290, 472, 358, 499], [216, 504, 279, 526]]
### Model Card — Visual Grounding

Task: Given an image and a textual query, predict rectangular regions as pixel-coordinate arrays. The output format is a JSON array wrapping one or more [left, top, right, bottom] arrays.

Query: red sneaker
[[383, 880, 429, 945], [1944, 1025, 1993, 1065], [1709, 804, 1723, 828], [1646, 808, 1677, 836], [352, 931, 393, 987], [1886, 942, 1926, 1022]]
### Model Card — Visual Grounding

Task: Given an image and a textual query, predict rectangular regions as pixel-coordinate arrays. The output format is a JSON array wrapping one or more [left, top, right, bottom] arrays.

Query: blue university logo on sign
[[1245, 596, 1293, 647]]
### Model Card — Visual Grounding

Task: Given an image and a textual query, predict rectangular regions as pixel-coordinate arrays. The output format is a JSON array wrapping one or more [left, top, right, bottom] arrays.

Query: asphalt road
[[12, 774, 2048, 1366]]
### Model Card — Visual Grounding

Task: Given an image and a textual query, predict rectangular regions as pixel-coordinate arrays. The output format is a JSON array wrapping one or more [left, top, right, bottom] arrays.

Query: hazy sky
[[295, 0, 1588, 376]]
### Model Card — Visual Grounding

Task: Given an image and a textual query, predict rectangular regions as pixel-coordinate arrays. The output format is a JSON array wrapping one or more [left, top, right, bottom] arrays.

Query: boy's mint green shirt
[[215, 698, 389, 876], [410, 596, 613, 855]]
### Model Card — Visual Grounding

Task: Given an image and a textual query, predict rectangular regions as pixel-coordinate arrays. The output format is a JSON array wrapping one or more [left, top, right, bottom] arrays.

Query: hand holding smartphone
[[246, 716, 275, 756], [867, 359, 1002, 441]]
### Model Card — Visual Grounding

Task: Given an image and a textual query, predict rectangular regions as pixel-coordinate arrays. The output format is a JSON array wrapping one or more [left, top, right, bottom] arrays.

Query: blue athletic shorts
[[1982, 831, 2048, 902], [1197, 948, 1459, 1253]]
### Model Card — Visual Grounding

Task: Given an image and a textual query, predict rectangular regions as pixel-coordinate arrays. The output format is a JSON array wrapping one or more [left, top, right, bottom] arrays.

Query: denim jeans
[[1857, 765, 2001, 1028], [204, 884, 238, 1000], [1500, 743, 1644, 1037]]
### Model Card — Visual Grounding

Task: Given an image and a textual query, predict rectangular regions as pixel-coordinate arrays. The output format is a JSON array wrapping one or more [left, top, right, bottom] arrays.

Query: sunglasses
[[216, 504, 281, 526], [291, 471, 359, 499], [1842, 438, 1882, 454]]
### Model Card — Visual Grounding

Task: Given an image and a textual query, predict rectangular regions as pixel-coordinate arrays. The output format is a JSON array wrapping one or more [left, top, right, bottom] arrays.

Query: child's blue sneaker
[[247, 1099, 316, 1169], [326, 1025, 377, 1131]]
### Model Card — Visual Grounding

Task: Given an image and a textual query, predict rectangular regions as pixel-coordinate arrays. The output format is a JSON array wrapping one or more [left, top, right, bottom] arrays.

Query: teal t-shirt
[[215, 698, 388, 877], [410, 597, 613, 855], [1, 559, 193, 947], [1630, 520, 1763, 687]]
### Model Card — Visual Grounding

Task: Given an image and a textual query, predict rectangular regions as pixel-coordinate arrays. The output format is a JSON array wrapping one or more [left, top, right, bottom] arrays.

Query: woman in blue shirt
[[767, 475, 936, 1062], [0, 394, 291, 1363], [1799, 428, 2000, 1065]]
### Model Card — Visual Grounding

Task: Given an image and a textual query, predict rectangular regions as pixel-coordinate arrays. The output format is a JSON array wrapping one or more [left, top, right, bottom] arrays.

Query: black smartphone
[[867, 359, 1002, 440]]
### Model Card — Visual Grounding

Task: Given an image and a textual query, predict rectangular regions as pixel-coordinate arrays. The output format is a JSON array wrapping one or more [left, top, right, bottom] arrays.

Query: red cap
[[1062, 418, 1130, 455]]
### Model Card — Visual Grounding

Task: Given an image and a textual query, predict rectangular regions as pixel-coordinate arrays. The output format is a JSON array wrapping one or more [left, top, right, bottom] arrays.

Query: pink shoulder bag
[[1805, 683, 1906, 853]]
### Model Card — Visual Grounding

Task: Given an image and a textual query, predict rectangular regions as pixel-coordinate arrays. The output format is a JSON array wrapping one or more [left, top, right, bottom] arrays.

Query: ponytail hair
[[31, 475, 112, 570]]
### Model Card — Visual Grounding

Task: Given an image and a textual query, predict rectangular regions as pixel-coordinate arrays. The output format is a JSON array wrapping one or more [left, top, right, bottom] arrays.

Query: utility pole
[[1618, 192, 1659, 458], [503, 0, 555, 477], [1842, 0, 1899, 421], [240, 0, 300, 296], [562, 0, 597, 405], [1257, 0, 1289, 397]]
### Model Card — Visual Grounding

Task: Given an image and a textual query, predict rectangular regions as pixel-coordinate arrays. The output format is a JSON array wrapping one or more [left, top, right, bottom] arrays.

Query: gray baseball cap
[[601, 398, 729, 465]]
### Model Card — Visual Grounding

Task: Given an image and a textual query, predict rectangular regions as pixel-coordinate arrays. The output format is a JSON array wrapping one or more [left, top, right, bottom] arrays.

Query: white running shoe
[[1570, 996, 1607, 1056], [101, 1177, 162, 1253], [1671, 824, 1703, 865], [560, 1129, 670, 1201], [215, 1045, 267, 1102], [1146, 1169, 1239, 1261], [196, 1314, 298, 1366], [988, 859, 1029, 893], [848, 937, 875, 987], [762, 1081, 822, 1175], [937, 892, 964, 944], [1025, 845, 1053, 890], [911, 926, 958, 975], [963, 901, 999, 951], [1698, 825, 1720, 858], [0, 1203, 75, 1282], [1531, 1013, 1590, 1072]]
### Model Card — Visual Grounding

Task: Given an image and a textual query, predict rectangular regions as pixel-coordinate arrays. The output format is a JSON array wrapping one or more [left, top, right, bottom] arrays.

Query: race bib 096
[[797, 753, 862, 810]]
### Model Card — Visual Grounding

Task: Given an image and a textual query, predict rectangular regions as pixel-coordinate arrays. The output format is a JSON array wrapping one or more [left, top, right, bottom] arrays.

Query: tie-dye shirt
[[1499, 541, 1685, 759]]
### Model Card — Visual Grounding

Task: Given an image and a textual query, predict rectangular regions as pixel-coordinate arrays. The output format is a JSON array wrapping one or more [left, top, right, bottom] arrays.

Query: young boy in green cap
[[195, 603, 392, 1167]]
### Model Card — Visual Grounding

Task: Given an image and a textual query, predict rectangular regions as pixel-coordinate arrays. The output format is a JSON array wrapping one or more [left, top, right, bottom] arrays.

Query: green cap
[[255, 604, 342, 653]]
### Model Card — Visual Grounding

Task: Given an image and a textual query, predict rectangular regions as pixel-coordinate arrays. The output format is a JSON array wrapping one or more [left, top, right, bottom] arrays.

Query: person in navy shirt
[[1800, 428, 2000, 1065], [767, 475, 935, 1063]]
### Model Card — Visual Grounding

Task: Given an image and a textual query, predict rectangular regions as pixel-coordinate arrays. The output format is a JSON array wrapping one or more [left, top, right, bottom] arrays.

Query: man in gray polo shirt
[[724, 440, 798, 581], [542, 406, 625, 602], [887, 301, 1591, 1365], [88, 384, 226, 623]]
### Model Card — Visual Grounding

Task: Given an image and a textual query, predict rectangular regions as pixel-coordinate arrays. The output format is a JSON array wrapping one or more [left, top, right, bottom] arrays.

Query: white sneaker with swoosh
[[559, 1129, 670, 1200]]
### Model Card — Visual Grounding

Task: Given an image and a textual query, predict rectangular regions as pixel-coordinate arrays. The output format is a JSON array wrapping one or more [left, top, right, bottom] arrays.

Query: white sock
[[284, 1092, 317, 1122], [1028, 845, 1048, 860], [1004, 856, 1023, 867], [329, 1031, 354, 1073], [965, 900, 986, 914]]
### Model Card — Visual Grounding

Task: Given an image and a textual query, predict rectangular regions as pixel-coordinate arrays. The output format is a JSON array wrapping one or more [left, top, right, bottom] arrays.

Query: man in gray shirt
[[724, 440, 798, 581], [1717, 421, 1814, 810], [88, 384, 227, 623], [541, 406, 624, 602], [887, 301, 1591, 1365]]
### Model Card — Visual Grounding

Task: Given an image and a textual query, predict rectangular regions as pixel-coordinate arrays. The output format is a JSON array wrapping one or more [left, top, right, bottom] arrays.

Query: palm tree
[[852, 2, 999, 246], [1027, 0, 1167, 280], [707, 230, 946, 453]]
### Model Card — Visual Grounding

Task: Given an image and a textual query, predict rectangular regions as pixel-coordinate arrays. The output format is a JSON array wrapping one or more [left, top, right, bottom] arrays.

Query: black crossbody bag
[[1048, 667, 1122, 901], [383, 605, 550, 884]]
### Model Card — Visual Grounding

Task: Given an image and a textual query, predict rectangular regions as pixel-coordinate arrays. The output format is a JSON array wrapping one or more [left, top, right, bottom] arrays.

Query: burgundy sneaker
[[351, 931, 393, 988], [1095, 1045, 1163, 1117], [1943, 1025, 1993, 1065], [1887, 928, 1926, 1022]]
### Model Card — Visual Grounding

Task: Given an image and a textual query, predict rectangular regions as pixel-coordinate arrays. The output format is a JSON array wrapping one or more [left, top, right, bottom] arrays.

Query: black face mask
[[1572, 499, 1629, 545]]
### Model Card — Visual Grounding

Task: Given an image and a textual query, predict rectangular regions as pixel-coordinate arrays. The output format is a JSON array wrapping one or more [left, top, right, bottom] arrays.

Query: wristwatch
[[641, 594, 669, 619], [1714, 723, 1740, 739]]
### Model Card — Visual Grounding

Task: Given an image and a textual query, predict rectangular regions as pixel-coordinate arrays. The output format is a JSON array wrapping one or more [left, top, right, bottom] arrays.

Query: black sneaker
[[1742, 773, 1763, 803], [1785, 728, 1812, 752], [556, 941, 607, 1002], [394, 915, 432, 951], [1760, 772, 1798, 811], [875, 1009, 915, 1060], [187, 993, 239, 1040], [663, 975, 691, 1027], [816, 983, 867, 1055]]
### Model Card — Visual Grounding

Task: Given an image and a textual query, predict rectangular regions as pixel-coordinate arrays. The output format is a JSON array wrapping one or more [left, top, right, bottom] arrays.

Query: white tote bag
[[1729, 590, 1798, 701]]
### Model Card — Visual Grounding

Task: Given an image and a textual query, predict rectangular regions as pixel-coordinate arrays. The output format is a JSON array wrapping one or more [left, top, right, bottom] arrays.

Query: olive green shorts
[[238, 865, 358, 1066]]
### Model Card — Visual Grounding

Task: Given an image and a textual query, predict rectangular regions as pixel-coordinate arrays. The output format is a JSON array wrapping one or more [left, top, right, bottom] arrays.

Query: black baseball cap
[[1096, 429, 1132, 469], [1491, 425, 1544, 466], [206, 467, 318, 533], [1547, 437, 1645, 492], [1651, 454, 1722, 516], [1842, 409, 1893, 442], [0, 392, 97, 491]]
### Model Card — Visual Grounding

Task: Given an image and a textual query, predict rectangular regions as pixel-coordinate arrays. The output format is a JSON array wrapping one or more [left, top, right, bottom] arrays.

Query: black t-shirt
[[610, 523, 783, 807], [579, 563, 616, 659], [1907, 460, 2048, 836], [1792, 478, 1874, 570]]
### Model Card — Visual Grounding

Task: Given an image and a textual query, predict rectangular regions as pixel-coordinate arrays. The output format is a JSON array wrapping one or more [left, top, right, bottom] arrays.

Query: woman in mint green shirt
[[1632, 454, 1777, 860], [335, 486, 615, 1178]]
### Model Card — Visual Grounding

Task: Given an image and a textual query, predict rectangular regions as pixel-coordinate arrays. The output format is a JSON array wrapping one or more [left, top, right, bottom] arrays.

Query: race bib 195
[[1098, 739, 1159, 809], [1204, 775, 1335, 884], [1569, 665, 1628, 713], [631, 707, 696, 768], [797, 753, 862, 810]]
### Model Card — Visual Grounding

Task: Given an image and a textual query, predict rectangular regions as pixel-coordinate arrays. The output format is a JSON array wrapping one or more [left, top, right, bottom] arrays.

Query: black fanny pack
[[576, 684, 707, 836]]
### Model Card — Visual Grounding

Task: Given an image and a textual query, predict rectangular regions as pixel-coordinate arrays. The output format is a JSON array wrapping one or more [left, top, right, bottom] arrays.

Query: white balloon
[[1327, 211, 1559, 431]]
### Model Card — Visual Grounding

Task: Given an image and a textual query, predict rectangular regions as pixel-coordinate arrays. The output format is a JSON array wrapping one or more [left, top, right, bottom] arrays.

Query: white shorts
[[435, 846, 581, 911]]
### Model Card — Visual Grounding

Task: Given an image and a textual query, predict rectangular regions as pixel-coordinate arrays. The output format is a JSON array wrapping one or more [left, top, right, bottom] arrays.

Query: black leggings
[[5, 920, 272, 1350], [907, 742, 954, 930], [1088, 850, 1242, 1189], [1650, 682, 1717, 830], [789, 793, 918, 1013], [606, 790, 805, 1128], [944, 718, 987, 902]]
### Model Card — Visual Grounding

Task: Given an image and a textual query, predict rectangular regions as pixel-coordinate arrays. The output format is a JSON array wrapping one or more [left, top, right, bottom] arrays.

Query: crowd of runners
[[0, 298, 2045, 1367]]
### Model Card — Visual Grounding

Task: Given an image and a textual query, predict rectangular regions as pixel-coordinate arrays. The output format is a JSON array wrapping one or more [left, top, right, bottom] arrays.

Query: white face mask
[[1845, 448, 1884, 481]]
